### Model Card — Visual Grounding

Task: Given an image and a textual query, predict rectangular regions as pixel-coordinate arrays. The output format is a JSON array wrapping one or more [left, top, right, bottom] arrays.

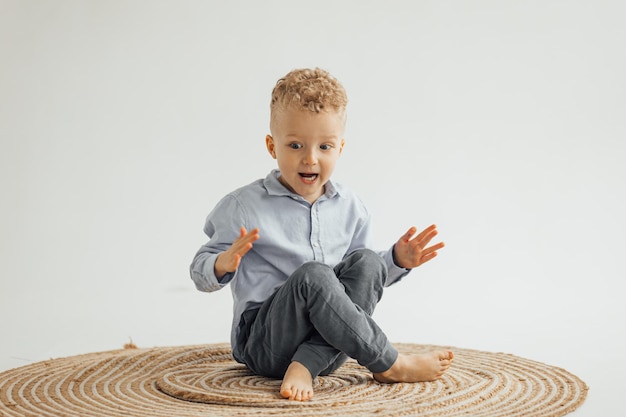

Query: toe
[[295, 389, 305, 401], [281, 391, 291, 400]]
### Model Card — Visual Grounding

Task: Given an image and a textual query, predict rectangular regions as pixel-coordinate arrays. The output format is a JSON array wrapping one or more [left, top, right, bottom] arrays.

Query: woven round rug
[[0, 343, 587, 417]]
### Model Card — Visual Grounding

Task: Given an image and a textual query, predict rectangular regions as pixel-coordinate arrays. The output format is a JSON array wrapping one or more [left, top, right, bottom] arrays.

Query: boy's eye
[[320, 144, 332, 150], [289, 143, 303, 150]]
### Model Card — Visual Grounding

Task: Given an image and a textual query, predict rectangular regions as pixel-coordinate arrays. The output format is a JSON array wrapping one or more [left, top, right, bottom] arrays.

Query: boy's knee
[[292, 261, 337, 288], [298, 261, 333, 275], [347, 249, 387, 274]]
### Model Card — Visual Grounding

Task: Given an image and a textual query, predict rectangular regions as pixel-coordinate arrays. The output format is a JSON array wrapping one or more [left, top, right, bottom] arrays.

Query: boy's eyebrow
[[284, 132, 341, 140], [283, 134, 303, 141]]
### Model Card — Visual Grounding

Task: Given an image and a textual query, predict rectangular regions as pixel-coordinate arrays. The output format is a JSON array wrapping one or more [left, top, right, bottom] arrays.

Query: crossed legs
[[238, 249, 453, 401]]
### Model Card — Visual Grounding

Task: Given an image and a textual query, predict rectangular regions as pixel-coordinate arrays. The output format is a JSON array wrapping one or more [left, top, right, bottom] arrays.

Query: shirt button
[[312, 242, 319, 247]]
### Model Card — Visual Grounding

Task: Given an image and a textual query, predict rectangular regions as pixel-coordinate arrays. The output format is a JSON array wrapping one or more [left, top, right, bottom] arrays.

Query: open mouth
[[299, 173, 319, 183]]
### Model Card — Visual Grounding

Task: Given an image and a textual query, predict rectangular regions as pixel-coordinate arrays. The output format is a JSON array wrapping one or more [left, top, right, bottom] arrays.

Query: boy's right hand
[[214, 227, 260, 279]]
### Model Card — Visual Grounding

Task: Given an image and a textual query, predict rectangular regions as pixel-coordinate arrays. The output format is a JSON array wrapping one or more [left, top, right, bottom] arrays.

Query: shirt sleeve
[[189, 194, 246, 292], [380, 244, 410, 286]]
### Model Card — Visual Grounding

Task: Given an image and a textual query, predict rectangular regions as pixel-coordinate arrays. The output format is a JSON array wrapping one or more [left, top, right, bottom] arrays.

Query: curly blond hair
[[270, 68, 348, 128]]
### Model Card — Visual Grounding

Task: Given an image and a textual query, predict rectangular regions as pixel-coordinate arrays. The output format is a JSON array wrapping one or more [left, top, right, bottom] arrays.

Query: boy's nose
[[303, 150, 318, 165]]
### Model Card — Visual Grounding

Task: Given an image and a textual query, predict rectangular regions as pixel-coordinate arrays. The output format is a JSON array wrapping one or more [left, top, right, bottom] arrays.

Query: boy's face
[[266, 107, 345, 204]]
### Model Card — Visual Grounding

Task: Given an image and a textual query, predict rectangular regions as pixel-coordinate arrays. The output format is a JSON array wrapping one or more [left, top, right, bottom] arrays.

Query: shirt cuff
[[190, 253, 234, 292], [383, 245, 410, 286]]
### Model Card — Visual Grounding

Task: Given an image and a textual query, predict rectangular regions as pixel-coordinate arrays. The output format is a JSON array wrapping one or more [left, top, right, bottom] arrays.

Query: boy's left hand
[[393, 224, 445, 269]]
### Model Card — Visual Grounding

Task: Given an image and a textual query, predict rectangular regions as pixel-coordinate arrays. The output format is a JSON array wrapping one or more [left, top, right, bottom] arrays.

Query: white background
[[1, 1, 624, 415]]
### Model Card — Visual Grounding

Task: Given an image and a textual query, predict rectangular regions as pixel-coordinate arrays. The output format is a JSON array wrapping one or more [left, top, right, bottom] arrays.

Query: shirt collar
[[263, 169, 341, 200]]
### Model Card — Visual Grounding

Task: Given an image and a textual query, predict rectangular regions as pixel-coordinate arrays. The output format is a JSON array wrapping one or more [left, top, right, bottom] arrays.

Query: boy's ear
[[266, 135, 277, 159], [339, 139, 345, 155]]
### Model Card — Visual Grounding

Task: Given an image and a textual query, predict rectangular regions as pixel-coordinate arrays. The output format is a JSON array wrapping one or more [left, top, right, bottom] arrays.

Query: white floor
[[1, 1, 625, 416]]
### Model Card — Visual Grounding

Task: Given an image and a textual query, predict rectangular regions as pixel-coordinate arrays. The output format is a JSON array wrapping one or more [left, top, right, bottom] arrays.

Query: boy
[[190, 68, 453, 402]]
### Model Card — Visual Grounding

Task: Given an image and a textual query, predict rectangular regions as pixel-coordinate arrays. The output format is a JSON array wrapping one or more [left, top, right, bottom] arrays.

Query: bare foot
[[280, 361, 314, 401], [373, 350, 454, 383]]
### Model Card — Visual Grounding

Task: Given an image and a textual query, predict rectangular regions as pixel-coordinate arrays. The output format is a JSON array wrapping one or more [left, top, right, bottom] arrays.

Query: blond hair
[[270, 68, 348, 128]]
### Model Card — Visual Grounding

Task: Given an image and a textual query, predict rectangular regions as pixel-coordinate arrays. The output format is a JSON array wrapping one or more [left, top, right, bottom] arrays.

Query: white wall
[[1, 1, 624, 415]]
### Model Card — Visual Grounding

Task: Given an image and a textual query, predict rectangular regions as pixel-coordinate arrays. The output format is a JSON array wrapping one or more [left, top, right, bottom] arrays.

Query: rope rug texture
[[0, 343, 588, 417]]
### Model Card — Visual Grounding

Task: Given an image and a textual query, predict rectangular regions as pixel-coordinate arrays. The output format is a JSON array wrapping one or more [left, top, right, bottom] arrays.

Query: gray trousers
[[236, 249, 398, 379]]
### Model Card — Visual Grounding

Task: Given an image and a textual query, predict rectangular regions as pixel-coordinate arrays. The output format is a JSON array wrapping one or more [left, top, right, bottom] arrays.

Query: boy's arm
[[214, 227, 259, 278], [190, 249, 225, 292], [380, 248, 411, 286], [190, 195, 251, 291]]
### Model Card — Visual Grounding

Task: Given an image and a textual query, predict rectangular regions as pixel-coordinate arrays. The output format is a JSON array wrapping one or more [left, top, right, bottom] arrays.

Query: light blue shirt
[[190, 170, 409, 350]]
